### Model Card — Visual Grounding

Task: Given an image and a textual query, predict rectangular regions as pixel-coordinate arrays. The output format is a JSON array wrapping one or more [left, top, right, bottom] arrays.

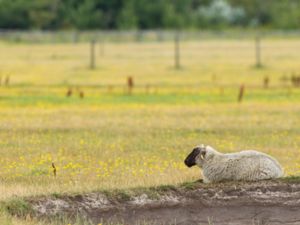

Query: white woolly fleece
[[196, 146, 284, 183]]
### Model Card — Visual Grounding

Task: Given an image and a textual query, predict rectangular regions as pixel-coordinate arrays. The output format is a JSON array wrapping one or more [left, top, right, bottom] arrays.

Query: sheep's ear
[[200, 150, 206, 160]]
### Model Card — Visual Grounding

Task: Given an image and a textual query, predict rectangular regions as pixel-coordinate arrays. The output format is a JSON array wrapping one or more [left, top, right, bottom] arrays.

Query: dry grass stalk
[[52, 163, 56, 177]]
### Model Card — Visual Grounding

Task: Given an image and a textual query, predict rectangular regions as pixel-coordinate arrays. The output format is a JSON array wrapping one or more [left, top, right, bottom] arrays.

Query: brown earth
[[28, 179, 300, 225]]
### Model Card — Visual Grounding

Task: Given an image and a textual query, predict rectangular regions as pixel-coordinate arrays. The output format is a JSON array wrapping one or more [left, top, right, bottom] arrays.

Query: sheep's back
[[225, 150, 283, 180], [203, 150, 283, 182]]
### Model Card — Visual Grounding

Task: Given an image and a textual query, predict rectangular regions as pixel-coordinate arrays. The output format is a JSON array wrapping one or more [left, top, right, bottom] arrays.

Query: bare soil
[[29, 179, 300, 225]]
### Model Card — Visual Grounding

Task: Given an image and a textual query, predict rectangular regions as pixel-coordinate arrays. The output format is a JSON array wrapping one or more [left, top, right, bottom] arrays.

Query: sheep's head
[[184, 145, 207, 168]]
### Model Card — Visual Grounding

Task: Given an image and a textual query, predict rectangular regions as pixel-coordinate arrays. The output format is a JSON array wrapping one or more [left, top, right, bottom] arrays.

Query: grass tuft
[[1, 198, 32, 217]]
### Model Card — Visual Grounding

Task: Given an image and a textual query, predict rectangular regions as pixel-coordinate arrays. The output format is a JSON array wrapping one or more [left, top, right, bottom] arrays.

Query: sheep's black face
[[184, 147, 201, 167]]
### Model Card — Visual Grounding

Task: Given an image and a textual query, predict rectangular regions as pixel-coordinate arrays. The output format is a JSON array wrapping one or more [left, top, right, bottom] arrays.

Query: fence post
[[157, 30, 164, 42], [90, 39, 96, 69], [238, 84, 245, 103], [255, 35, 262, 68], [127, 76, 134, 95], [5, 75, 9, 86], [72, 31, 79, 43], [136, 31, 143, 42], [174, 30, 181, 69], [263, 76, 269, 89]]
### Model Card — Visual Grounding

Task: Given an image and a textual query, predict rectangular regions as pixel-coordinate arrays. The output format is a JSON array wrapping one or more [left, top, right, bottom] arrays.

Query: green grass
[[1, 199, 32, 218], [0, 87, 299, 106]]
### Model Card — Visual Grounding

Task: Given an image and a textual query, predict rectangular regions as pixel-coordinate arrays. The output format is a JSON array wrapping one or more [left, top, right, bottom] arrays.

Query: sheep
[[184, 145, 284, 183]]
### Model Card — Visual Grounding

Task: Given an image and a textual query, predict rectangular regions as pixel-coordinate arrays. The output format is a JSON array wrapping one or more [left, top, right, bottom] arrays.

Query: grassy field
[[0, 38, 300, 224]]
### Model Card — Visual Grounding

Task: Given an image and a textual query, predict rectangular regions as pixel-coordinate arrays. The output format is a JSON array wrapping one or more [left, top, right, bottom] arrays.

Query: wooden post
[[136, 31, 143, 42], [157, 30, 164, 42], [90, 39, 96, 69], [296, 76, 300, 87], [255, 35, 262, 68], [263, 76, 269, 89], [174, 31, 181, 69], [79, 90, 84, 99], [238, 84, 245, 103], [5, 75, 9, 86], [73, 31, 79, 43], [127, 76, 134, 95], [66, 87, 72, 97]]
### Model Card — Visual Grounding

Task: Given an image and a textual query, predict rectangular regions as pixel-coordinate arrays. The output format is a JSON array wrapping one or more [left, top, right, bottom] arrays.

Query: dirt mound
[[28, 179, 300, 225]]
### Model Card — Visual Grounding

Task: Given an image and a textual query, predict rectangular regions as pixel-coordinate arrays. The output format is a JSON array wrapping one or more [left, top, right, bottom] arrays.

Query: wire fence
[[0, 30, 300, 93], [1, 30, 300, 43]]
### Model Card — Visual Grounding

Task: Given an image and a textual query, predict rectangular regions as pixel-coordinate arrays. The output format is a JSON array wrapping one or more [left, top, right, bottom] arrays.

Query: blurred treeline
[[0, 0, 299, 30]]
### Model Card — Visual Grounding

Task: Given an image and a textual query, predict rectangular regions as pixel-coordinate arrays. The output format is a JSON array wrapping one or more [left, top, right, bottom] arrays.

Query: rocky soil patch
[[25, 179, 300, 224]]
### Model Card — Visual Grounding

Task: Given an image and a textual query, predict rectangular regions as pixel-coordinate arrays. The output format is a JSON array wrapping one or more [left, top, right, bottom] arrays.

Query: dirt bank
[[27, 179, 300, 225]]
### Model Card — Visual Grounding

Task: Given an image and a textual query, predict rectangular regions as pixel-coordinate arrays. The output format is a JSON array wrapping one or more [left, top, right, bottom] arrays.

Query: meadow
[[0, 36, 300, 224]]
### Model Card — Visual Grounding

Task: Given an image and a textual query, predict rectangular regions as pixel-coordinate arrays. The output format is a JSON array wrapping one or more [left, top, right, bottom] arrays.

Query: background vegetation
[[0, 0, 299, 30]]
